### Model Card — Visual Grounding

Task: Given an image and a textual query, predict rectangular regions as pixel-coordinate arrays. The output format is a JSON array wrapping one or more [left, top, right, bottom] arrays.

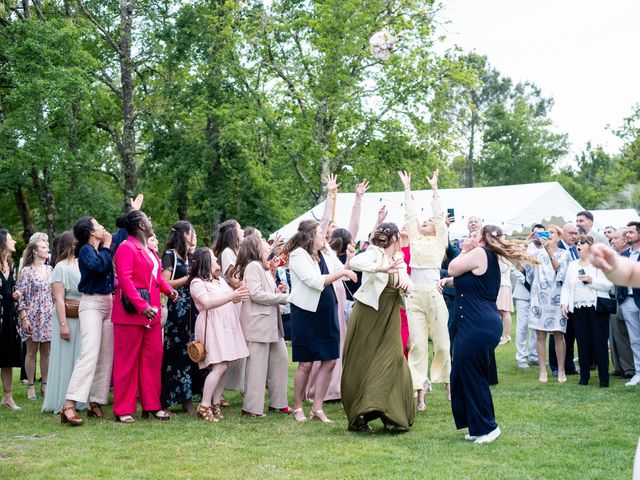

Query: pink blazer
[[112, 236, 172, 326]]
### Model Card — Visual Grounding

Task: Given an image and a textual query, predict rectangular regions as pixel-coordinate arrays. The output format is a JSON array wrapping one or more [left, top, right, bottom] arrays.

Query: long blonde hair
[[21, 240, 46, 269], [481, 225, 539, 270]]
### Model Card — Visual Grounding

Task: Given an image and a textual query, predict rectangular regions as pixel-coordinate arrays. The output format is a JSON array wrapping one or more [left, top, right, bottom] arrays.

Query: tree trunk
[[119, 0, 137, 211], [29, 166, 57, 238], [14, 184, 35, 241], [465, 111, 477, 188]]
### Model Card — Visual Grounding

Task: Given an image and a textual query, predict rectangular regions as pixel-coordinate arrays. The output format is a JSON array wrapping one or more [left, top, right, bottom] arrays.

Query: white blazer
[[349, 245, 411, 311], [288, 246, 341, 312]]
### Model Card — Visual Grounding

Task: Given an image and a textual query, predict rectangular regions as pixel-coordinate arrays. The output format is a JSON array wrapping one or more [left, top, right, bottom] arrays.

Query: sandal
[[116, 415, 135, 424], [196, 404, 218, 423], [220, 396, 230, 408], [212, 404, 224, 420], [87, 402, 105, 419], [60, 404, 83, 426], [292, 407, 307, 422], [309, 408, 333, 423], [27, 384, 36, 401], [141, 409, 172, 420], [349, 416, 373, 433], [1, 396, 21, 411]]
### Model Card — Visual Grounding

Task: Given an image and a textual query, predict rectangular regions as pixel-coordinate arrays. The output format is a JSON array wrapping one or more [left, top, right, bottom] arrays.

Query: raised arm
[[320, 173, 340, 237], [398, 171, 419, 241], [428, 169, 448, 245], [347, 179, 368, 240]]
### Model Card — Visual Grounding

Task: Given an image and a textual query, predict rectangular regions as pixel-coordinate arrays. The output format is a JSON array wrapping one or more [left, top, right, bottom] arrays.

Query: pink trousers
[[113, 323, 163, 416]]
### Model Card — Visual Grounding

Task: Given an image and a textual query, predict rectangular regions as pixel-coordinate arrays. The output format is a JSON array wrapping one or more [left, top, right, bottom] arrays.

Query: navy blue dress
[[291, 252, 339, 362], [451, 247, 502, 436]]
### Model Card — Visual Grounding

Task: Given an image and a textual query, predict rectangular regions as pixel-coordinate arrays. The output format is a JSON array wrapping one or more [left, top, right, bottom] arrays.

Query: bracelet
[[60, 323, 67, 327]]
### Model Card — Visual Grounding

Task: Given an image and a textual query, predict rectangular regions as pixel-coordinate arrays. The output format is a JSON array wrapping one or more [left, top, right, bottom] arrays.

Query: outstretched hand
[[355, 179, 370, 198], [325, 174, 340, 194], [428, 168, 439, 191], [397, 171, 411, 189], [590, 243, 617, 273], [131, 194, 144, 211], [377, 205, 388, 223]]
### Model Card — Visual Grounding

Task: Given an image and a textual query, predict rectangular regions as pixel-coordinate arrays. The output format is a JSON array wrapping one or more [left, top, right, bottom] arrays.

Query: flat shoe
[[268, 406, 293, 414], [464, 434, 477, 441], [241, 410, 267, 419], [474, 426, 501, 444], [141, 410, 172, 420]]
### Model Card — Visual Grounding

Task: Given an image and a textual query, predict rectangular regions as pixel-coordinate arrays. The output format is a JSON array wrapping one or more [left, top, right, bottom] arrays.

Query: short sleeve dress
[[17, 265, 53, 342]]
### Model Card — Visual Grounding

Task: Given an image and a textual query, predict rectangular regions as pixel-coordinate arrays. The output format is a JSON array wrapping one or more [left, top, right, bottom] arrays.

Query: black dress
[[160, 251, 203, 407], [291, 252, 339, 362], [451, 247, 502, 437], [0, 268, 21, 368]]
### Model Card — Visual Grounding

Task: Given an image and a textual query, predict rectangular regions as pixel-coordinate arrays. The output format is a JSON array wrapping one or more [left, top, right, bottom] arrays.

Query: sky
[[437, 0, 640, 163]]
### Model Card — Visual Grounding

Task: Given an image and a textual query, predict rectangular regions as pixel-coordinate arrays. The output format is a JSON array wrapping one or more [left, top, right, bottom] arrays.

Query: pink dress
[[190, 277, 249, 368]]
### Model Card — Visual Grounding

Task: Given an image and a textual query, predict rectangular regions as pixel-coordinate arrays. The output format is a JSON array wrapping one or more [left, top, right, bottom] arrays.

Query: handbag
[[64, 299, 80, 318], [596, 296, 617, 314], [121, 288, 151, 314], [187, 300, 206, 363]]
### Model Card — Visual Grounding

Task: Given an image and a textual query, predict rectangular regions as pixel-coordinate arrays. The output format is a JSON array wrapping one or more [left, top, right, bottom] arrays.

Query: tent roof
[[272, 181, 585, 241], [591, 208, 640, 230]]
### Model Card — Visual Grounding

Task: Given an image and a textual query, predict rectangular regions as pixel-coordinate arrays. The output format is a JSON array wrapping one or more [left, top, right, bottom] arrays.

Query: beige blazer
[[240, 261, 288, 343], [349, 245, 411, 311], [288, 246, 342, 312]]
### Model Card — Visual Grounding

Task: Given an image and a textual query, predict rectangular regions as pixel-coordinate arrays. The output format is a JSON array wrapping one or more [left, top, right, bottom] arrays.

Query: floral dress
[[160, 250, 201, 407], [17, 265, 53, 342]]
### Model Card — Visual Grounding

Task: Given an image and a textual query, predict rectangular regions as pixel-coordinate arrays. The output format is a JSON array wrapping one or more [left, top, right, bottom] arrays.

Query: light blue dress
[[526, 249, 570, 333], [42, 261, 86, 414]]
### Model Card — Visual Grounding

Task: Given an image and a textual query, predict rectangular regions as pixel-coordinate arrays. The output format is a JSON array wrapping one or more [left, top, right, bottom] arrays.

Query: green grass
[[1, 340, 639, 480]]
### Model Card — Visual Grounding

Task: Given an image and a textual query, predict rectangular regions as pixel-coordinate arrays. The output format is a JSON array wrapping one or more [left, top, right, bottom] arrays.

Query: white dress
[[526, 249, 570, 333]]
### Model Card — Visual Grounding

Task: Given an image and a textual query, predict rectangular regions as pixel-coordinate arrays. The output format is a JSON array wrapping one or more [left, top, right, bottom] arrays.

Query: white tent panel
[[591, 209, 640, 231], [273, 182, 585, 242]]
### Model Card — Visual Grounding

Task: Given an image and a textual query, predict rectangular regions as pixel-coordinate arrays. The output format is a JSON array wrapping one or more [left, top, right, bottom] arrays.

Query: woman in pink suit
[[112, 211, 178, 423]]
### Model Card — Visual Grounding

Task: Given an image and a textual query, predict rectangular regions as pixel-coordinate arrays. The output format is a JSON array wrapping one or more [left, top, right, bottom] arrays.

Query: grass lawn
[[1, 339, 639, 480]]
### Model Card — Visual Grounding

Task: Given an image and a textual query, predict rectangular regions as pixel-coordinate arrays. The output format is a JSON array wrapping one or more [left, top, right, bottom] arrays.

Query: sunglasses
[[576, 240, 591, 246]]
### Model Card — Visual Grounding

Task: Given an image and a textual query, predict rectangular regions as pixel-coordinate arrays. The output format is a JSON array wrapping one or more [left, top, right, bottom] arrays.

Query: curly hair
[[371, 222, 400, 249], [481, 225, 539, 270]]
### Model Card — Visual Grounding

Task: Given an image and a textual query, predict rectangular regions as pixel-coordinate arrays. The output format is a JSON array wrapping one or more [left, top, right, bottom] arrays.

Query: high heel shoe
[[309, 408, 333, 423], [292, 407, 307, 422], [141, 410, 172, 420], [220, 395, 230, 408], [40, 382, 47, 397], [87, 402, 105, 419], [1, 396, 21, 411], [27, 384, 36, 401], [115, 415, 135, 424], [60, 405, 83, 426]]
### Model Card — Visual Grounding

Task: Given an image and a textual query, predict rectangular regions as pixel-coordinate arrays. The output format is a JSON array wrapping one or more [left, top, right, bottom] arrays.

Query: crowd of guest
[[1, 181, 639, 446]]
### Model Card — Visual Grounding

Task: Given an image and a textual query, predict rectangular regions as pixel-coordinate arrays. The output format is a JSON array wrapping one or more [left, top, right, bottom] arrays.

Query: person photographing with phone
[[560, 236, 613, 387]]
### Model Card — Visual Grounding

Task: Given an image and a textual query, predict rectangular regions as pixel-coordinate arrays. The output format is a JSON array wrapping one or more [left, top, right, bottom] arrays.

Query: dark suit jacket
[[557, 240, 578, 260], [615, 248, 640, 307]]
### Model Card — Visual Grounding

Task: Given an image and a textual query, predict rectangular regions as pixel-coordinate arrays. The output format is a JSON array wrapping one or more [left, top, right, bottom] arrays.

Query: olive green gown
[[341, 278, 415, 430]]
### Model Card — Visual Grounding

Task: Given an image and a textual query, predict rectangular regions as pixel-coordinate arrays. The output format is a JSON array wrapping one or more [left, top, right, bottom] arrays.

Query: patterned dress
[[17, 265, 53, 342], [160, 250, 201, 408], [526, 249, 570, 333]]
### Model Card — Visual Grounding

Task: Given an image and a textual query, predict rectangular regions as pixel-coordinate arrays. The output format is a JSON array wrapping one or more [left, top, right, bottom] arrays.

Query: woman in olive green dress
[[341, 223, 414, 432]]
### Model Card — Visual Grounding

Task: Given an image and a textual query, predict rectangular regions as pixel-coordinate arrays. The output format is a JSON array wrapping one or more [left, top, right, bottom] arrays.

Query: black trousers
[[571, 306, 610, 387], [549, 314, 577, 373]]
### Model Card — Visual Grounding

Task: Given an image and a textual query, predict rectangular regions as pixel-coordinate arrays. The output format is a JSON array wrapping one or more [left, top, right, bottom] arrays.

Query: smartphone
[[578, 268, 587, 284], [534, 231, 550, 239], [447, 208, 455, 222]]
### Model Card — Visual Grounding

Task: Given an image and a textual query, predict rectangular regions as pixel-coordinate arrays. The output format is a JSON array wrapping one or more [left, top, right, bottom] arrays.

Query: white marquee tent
[[591, 208, 640, 230], [272, 181, 587, 241]]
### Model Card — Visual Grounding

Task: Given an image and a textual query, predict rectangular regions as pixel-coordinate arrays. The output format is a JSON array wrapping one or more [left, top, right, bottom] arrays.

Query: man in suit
[[609, 227, 635, 378], [550, 222, 579, 376], [616, 221, 640, 386], [576, 210, 609, 244]]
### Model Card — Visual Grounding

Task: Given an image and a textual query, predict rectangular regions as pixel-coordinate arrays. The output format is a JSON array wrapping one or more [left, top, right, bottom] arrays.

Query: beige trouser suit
[[240, 261, 290, 414], [403, 192, 452, 390]]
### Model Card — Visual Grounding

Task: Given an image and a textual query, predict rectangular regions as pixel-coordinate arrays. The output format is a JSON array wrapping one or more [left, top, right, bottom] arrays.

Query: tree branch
[[76, 0, 123, 57]]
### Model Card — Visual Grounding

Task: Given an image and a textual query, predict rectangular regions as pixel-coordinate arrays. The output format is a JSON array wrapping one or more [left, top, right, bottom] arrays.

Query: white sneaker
[[517, 362, 529, 369], [475, 426, 501, 444], [464, 434, 477, 441], [625, 374, 640, 386]]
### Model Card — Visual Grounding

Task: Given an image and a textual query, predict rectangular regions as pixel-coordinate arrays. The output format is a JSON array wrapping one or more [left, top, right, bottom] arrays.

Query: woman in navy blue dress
[[282, 220, 357, 423], [446, 225, 537, 444]]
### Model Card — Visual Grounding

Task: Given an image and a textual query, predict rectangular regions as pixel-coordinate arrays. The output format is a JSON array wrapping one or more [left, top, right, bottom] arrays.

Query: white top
[[144, 247, 160, 279], [410, 267, 440, 286], [560, 261, 613, 313], [287, 246, 341, 312]]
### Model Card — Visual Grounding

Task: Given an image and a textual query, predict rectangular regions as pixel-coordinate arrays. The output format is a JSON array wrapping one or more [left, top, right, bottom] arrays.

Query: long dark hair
[[481, 225, 539, 270], [235, 234, 266, 280], [73, 216, 94, 258], [115, 210, 147, 236], [165, 220, 193, 260], [188, 247, 217, 283], [282, 220, 320, 259], [329, 228, 352, 256], [213, 220, 241, 258], [0, 229, 14, 270], [53, 231, 76, 267]]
